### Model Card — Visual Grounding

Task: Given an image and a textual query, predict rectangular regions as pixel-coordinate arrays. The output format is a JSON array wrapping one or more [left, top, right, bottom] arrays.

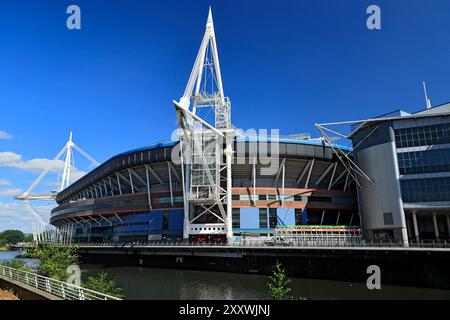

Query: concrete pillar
[[432, 213, 439, 240], [225, 137, 233, 241], [412, 211, 420, 243]]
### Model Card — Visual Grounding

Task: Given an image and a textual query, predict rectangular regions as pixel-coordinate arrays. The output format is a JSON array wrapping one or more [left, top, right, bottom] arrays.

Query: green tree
[[84, 271, 124, 299], [0, 230, 25, 244], [32, 244, 79, 281], [23, 234, 34, 243], [267, 262, 292, 300]]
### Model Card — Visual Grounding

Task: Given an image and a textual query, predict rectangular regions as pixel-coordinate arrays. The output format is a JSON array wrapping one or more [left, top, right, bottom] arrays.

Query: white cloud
[[0, 188, 22, 197], [0, 201, 52, 233], [0, 150, 86, 178], [0, 179, 11, 186], [0, 130, 13, 140]]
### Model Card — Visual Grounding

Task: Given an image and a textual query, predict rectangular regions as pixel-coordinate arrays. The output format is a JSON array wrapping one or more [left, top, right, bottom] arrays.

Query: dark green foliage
[[0, 230, 25, 244], [29, 244, 79, 281], [84, 271, 124, 299]]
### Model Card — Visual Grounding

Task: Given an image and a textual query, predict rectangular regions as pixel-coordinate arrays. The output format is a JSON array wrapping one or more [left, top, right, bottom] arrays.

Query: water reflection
[[84, 265, 450, 300], [2, 251, 450, 300]]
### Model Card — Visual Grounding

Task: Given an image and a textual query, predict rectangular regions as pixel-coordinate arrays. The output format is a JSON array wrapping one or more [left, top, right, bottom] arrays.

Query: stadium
[[49, 9, 360, 244], [50, 138, 358, 243]]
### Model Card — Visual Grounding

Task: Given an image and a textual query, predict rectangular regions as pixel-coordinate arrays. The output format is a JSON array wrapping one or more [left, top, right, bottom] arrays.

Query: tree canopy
[[0, 230, 25, 245]]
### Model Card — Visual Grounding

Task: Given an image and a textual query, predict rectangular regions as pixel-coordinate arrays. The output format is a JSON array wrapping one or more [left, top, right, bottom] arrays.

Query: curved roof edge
[[114, 137, 353, 160]]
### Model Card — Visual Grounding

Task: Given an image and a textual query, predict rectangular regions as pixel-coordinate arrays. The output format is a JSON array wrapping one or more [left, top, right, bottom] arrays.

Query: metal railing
[[66, 239, 450, 249], [0, 265, 121, 300]]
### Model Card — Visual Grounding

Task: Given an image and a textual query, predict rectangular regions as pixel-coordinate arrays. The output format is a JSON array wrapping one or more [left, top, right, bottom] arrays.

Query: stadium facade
[[348, 103, 450, 244], [49, 9, 360, 244], [49, 9, 450, 245], [50, 138, 358, 242]]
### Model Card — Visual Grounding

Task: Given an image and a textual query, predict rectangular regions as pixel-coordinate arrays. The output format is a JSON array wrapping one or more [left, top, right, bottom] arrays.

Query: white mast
[[174, 8, 234, 242], [423, 81, 432, 110], [15, 132, 100, 227], [61, 131, 73, 191], [179, 7, 229, 128]]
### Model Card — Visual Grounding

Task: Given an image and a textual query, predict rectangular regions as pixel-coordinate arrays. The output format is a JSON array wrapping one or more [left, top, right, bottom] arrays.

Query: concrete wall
[[0, 276, 60, 300], [354, 124, 408, 243]]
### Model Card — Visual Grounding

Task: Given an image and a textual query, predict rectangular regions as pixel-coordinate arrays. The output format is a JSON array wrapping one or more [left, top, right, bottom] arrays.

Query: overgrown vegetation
[[267, 261, 307, 300], [26, 244, 79, 281], [84, 271, 124, 298], [22, 244, 124, 298], [267, 262, 292, 300]]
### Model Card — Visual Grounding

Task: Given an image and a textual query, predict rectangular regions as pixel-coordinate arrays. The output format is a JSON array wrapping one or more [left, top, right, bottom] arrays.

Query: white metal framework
[[0, 265, 121, 300], [315, 122, 374, 188], [14, 132, 99, 238], [174, 8, 234, 241]]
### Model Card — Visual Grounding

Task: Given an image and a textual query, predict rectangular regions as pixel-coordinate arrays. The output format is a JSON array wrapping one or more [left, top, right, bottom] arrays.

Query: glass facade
[[268, 208, 277, 228], [400, 177, 450, 202], [398, 149, 450, 175], [232, 208, 240, 228], [259, 208, 267, 228], [395, 123, 450, 148], [395, 123, 450, 204]]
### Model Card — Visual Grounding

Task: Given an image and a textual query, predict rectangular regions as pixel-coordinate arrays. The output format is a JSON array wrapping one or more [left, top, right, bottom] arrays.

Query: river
[[2, 250, 450, 299]]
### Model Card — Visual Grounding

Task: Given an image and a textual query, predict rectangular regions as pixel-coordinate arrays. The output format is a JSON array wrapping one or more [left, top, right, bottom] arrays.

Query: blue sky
[[1, 0, 450, 232]]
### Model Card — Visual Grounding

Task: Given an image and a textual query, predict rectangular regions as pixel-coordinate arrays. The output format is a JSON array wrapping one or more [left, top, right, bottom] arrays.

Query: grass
[[0, 246, 10, 251]]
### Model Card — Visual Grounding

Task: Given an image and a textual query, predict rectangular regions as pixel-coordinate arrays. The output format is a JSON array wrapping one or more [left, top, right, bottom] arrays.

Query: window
[[400, 177, 450, 202], [268, 208, 277, 228], [395, 123, 450, 148], [383, 212, 393, 225], [259, 208, 267, 228], [397, 149, 450, 175], [232, 208, 240, 228], [162, 210, 169, 230], [295, 209, 303, 225]]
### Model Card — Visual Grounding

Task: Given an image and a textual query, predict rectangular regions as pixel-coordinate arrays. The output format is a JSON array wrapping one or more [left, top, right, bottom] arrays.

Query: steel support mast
[[174, 8, 235, 242], [15, 132, 99, 241]]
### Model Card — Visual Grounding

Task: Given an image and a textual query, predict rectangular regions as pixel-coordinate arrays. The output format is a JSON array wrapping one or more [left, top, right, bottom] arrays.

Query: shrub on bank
[[23, 244, 124, 298]]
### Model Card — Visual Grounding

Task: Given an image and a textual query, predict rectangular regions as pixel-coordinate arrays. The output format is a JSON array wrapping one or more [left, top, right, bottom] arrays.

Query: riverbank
[[0, 288, 19, 300], [0, 247, 9, 251], [3, 249, 450, 299]]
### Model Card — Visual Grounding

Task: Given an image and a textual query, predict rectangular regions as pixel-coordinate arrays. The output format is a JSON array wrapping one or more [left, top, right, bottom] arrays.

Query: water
[[2, 251, 450, 299], [0, 250, 37, 268], [84, 265, 450, 300]]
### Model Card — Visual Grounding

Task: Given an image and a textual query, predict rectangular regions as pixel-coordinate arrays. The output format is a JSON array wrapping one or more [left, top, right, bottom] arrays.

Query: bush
[[32, 244, 79, 281], [267, 262, 292, 300], [84, 271, 124, 299]]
